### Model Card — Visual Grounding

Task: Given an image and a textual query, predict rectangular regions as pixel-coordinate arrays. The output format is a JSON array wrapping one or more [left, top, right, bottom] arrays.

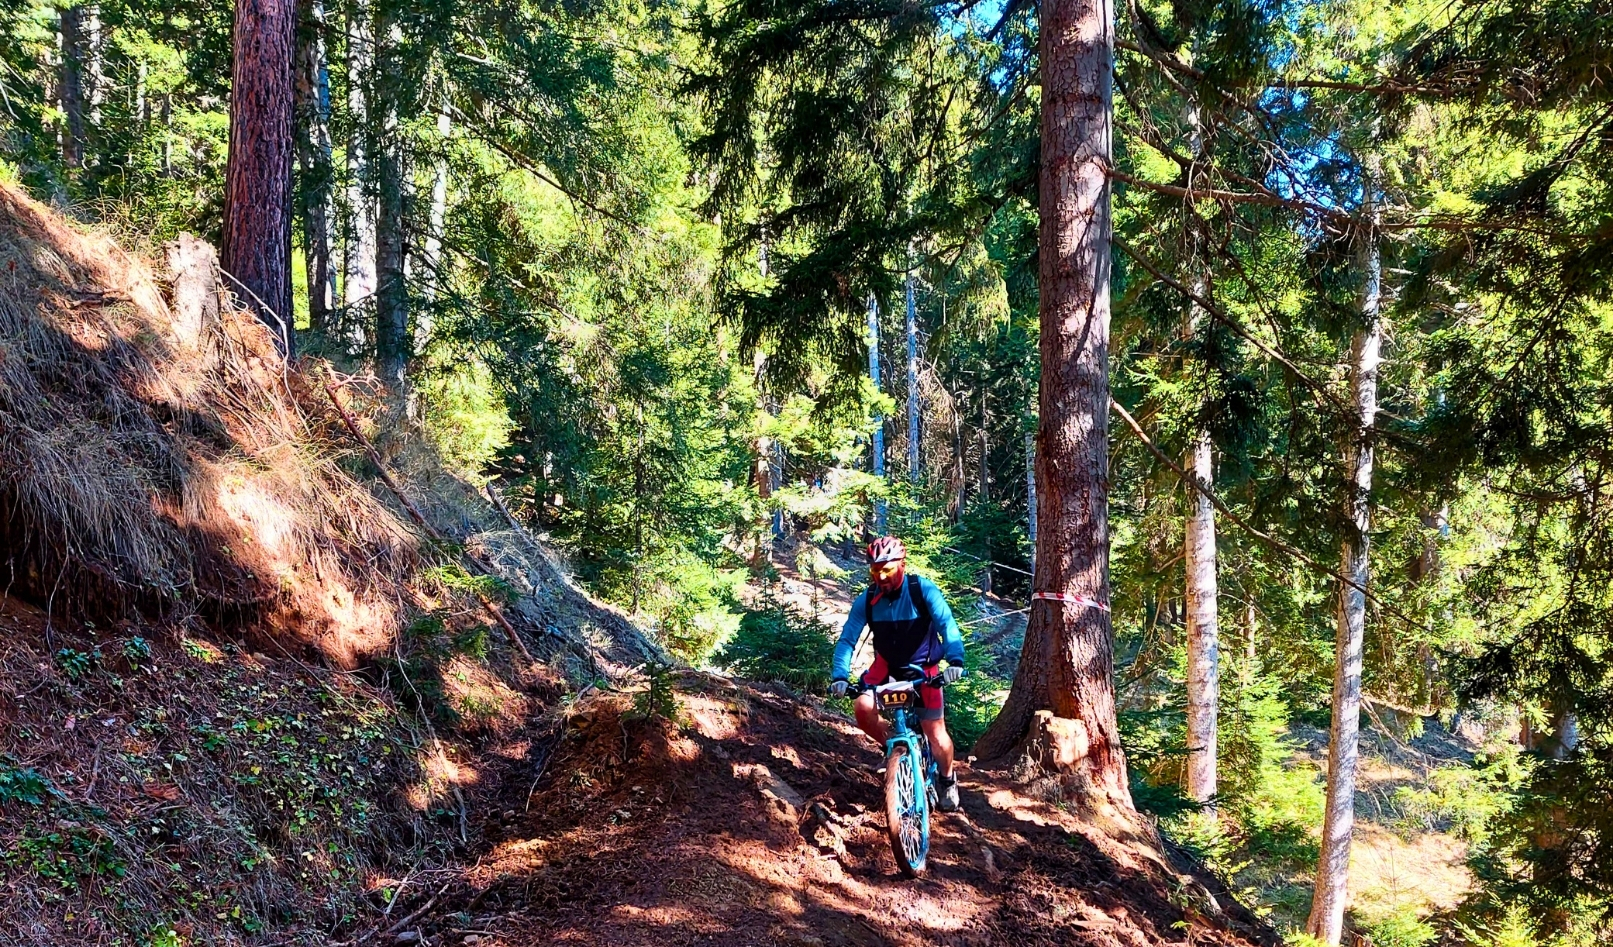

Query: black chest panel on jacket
[[866, 574, 937, 669]]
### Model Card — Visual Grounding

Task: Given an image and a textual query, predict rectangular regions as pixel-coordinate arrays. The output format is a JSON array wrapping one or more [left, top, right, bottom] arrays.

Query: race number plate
[[879, 689, 914, 709]]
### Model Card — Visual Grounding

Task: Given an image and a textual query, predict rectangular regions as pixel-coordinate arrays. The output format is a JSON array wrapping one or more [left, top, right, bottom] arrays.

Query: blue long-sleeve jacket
[[832, 573, 965, 681]]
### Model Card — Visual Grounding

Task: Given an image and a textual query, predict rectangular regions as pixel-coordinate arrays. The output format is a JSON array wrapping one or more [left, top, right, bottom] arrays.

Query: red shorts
[[861, 656, 944, 721]]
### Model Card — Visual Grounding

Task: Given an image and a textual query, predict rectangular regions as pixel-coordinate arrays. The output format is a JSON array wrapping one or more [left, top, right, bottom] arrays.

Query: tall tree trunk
[[341, 0, 377, 353], [1182, 92, 1219, 807], [419, 97, 450, 307], [753, 232, 785, 547], [58, 6, 98, 169], [753, 349, 777, 562], [1244, 597, 1257, 682], [867, 292, 888, 534], [1185, 425, 1219, 805], [906, 270, 921, 479], [973, 0, 1129, 806], [413, 92, 450, 367], [295, 0, 337, 334], [373, 20, 408, 389], [221, 0, 297, 352], [1307, 205, 1383, 946]]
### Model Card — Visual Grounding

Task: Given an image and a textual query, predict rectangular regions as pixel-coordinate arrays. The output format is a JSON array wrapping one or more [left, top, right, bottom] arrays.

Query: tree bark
[[1184, 425, 1219, 805], [753, 233, 785, 548], [58, 6, 101, 169], [420, 97, 450, 307], [973, 0, 1129, 806], [221, 0, 297, 352], [341, 0, 378, 354], [1181, 89, 1220, 808], [906, 270, 921, 480], [295, 0, 337, 333], [1307, 205, 1383, 946], [868, 292, 888, 534], [1025, 430, 1038, 552], [374, 19, 408, 389]]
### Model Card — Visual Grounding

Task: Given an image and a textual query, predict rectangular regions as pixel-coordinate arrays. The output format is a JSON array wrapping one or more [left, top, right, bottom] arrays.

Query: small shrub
[[452, 625, 491, 660], [631, 659, 681, 722], [714, 591, 833, 690], [937, 630, 1007, 752], [8, 825, 126, 889], [1394, 747, 1524, 842], [54, 647, 99, 680], [1363, 906, 1437, 947], [122, 636, 152, 669], [0, 760, 53, 806], [421, 562, 516, 605]]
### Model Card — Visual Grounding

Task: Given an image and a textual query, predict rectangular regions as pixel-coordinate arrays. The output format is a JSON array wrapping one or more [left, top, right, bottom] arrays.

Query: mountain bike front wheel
[[884, 742, 929, 876]]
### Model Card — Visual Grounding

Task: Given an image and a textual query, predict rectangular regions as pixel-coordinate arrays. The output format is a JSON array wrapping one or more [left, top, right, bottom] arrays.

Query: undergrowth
[[715, 587, 833, 691], [0, 622, 467, 945]]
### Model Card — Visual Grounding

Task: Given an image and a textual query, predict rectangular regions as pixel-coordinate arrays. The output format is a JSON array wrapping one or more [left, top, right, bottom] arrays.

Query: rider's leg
[[853, 691, 890, 745], [920, 716, 955, 778]]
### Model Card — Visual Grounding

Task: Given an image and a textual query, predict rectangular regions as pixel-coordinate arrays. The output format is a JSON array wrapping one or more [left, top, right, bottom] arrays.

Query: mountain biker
[[830, 536, 966, 812]]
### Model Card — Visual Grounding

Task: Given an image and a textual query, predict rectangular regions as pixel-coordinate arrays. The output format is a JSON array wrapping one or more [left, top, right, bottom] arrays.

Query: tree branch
[[1110, 397, 1435, 634]]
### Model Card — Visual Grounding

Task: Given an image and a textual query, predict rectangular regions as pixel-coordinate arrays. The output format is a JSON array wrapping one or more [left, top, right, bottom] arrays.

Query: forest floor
[[409, 671, 1278, 947]]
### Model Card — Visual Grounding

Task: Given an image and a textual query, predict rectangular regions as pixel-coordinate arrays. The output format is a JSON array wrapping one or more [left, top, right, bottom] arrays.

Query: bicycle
[[851, 664, 950, 877]]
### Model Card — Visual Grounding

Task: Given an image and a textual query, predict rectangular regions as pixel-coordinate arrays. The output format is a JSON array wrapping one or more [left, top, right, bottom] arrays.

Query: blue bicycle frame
[[857, 666, 944, 875]]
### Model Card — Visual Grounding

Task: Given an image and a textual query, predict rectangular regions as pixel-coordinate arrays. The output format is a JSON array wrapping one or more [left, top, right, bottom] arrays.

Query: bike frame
[[883, 700, 933, 858], [857, 670, 945, 871]]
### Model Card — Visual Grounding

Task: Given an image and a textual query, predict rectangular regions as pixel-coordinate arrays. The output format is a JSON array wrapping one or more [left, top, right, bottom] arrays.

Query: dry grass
[[0, 182, 418, 666]]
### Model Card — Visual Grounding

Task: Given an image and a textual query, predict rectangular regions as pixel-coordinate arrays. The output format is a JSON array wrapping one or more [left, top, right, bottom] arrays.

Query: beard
[[873, 566, 905, 594]]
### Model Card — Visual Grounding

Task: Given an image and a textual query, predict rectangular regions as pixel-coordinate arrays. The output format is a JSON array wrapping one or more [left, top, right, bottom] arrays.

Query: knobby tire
[[884, 742, 927, 876]]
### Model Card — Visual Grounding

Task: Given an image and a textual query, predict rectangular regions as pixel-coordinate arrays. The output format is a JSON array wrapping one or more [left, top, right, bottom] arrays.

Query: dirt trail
[[407, 673, 1276, 947]]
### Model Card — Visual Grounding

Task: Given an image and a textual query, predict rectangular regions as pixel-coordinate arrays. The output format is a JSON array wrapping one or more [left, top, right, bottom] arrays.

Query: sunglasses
[[870, 561, 903, 579]]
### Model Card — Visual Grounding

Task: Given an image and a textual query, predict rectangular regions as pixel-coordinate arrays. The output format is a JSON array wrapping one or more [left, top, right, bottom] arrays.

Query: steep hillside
[[0, 184, 654, 944]]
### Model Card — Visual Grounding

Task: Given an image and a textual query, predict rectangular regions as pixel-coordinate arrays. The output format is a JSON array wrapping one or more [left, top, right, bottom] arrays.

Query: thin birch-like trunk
[[868, 293, 888, 534], [753, 233, 785, 544], [1184, 425, 1219, 804], [374, 20, 408, 390], [1182, 89, 1220, 807], [414, 94, 450, 361], [295, 0, 337, 333], [906, 270, 921, 479], [341, 0, 377, 353], [1307, 201, 1383, 946], [420, 100, 450, 304]]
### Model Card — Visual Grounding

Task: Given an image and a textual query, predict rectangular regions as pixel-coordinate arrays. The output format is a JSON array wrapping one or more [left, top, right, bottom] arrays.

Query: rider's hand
[[830, 679, 849, 697], [941, 665, 964, 685]]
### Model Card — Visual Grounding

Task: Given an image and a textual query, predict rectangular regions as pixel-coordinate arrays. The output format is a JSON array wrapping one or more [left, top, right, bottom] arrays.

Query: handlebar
[[845, 666, 951, 695]]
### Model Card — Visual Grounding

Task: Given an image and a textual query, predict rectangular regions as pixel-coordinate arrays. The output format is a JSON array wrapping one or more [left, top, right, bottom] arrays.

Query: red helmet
[[866, 536, 907, 564]]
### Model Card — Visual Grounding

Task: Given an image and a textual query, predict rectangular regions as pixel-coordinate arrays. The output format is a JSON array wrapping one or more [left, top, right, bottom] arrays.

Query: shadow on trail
[[424, 672, 1277, 947]]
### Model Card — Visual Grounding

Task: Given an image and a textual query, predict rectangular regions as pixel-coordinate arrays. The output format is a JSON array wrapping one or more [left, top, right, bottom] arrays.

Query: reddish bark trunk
[[973, 0, 1129, 805], [221, 0, 297, 352]]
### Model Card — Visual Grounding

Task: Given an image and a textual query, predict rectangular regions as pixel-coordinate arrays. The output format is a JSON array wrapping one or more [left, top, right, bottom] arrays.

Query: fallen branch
[[324, 381, 537, 664]]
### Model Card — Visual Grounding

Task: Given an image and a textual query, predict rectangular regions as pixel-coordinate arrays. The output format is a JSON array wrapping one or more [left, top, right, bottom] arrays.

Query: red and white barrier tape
[[1031, 591, 1111, 612]]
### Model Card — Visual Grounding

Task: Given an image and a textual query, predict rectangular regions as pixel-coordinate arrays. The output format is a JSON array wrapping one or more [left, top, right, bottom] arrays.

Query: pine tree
[[221, 0, 296, 350], [972, 0, 1130, 804]]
